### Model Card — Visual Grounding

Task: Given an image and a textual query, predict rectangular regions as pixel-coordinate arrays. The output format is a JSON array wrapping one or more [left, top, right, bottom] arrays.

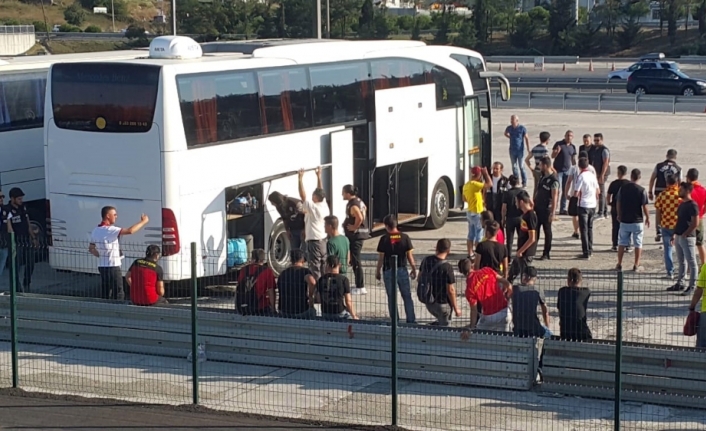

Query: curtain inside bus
[[191, 78, 217, 145]]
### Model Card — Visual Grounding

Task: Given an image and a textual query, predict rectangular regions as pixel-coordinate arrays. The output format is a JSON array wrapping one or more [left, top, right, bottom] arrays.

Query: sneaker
[[655, 234, 662, 242], [572, 233, 580, 239], [611, 246, 618, 252], [681, 287, 694, 296], [626, 247, 633, 253], [615, 264, 622, 271], [666, 283, 684, 292], [633, 265, 643, 272], [539, 254, 550, 261], [580, 254, 590, 260], [663, 273, 675, 280], [560, 210, 568, 216], [352, 287, 368, 295]]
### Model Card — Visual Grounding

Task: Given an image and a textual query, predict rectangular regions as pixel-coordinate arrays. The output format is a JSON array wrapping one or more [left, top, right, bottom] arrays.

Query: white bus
[[0, 50, 146, 237], [45, 36, 510, 279]]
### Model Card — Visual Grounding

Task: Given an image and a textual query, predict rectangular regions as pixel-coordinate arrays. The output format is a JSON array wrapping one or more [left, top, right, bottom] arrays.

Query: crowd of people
[[78, 114, 705, 348]]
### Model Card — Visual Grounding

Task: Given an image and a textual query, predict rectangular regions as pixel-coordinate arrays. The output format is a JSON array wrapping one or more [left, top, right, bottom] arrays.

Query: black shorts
[[697, 218, 704, 247], [568, 197, 579, 217]]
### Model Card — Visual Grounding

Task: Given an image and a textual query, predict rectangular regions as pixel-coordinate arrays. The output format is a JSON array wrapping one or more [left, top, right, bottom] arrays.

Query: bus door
[[329, 129, 354, 234], [462, 96, 483, 201]]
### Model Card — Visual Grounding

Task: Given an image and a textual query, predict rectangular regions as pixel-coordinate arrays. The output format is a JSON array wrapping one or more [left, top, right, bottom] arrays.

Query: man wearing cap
[[298, 167, 330, 281], [5, 187, 38, 292], [649, 149, 681, 242], [463, 166, 492, 260], [89, 206, 149, 301], [126, 245, 168, 306]]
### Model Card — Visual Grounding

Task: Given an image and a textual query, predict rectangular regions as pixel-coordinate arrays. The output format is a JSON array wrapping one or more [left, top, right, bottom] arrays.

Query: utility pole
[[172, 0, 177, 35], [316, 0, 322, 38], [111, 0, 116, 32], [326, 0, 330, 38], [575, 0, 580, 24]]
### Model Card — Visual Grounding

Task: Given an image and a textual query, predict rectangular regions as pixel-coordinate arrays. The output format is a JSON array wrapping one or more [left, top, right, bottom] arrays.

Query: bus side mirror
[[479, 71, 511, 101]]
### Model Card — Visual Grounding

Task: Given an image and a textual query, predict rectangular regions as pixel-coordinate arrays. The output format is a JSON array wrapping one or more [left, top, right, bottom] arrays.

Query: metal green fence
[[1, 233, 705, 430]]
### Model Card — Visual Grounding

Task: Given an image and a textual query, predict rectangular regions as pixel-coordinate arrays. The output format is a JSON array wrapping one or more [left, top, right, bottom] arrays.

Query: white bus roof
[[0, 49, 148, 73]]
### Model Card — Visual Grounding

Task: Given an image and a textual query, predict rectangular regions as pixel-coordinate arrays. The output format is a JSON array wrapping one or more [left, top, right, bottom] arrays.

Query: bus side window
[[431, 66, 464, 109], [309, 62, 369, 126], [0, 74, 46, 131], [258, 67, 312, 134]]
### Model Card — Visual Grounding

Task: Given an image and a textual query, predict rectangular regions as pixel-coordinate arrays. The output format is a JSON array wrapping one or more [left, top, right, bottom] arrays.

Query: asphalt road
[[0, 389, 390, 431], [502, 67, 706, 81]]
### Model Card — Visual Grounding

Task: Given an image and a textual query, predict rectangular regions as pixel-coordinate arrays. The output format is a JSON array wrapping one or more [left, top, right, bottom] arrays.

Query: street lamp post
[[111, 0, 115, 32], [172, 0, 177, 35]]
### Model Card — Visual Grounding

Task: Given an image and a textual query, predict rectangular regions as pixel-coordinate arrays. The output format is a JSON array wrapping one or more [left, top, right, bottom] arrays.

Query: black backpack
[[321, 275, 344, 309], [235, 265, 267, 314], [416, 257, 447, 305]]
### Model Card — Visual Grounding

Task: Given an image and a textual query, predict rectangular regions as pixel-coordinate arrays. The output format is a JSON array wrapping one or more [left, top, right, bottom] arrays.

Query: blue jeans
[[556, 171, 570, 212], [383, 268, 416, 323], [675, 235, 697, 288], [661, 227, 675, 276], [0, 248, 7, 277], [509, 148, 527, 186], [466, 212, 484, 243]]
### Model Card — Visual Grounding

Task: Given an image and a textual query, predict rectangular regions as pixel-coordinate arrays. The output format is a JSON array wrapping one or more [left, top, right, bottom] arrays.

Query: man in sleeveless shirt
[[649, 149, 681, 242]]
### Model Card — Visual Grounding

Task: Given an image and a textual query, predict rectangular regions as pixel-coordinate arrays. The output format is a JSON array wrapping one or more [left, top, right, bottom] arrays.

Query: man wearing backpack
[[317, 255, 357, 320], [235, 249, 277, 315], [417, 239, 461, 327], [276, 249, 318, 319]]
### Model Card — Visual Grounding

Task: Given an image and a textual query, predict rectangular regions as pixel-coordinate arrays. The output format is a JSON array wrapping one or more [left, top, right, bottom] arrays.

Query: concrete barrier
[[0, 295, 539, 391], [541, 338, 706, 409], [0, 25, 35, 55]]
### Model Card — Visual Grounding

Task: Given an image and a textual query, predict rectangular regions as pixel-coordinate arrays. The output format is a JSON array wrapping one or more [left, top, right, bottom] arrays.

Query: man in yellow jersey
[[688, 264, 706, 347], [463, 166, 492, 259]]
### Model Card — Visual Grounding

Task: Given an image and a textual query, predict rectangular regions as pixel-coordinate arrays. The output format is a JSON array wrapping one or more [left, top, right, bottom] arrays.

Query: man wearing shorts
[[463, 166, 492, 260], [616, 169, 650, 272], [686, 168, 706, 267]]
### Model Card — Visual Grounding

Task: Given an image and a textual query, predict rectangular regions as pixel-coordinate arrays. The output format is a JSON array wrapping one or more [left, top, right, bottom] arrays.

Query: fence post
[[614, 270, 624, 431], [634, 95, 638, 114], [598, 93, 602, 112], [190, 242, 199, 405], [9, 232, 18, 388], [562, 92, 566, 110], [672, 97, 677, 115], [390, 256, 398, 427], [528, 92, 532, 109]]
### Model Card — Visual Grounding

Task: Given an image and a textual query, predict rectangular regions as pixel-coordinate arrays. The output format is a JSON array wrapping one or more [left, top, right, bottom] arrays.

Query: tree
[[693, 0, 706, 35], [473, 0, 491, 43], [548, 0, 577, 52], [433, 8, 451, 44], [358, 0, 374, 38], [510, 13, 536, 48], [32, 20, 47, 32], [64, 3, 86, 27], [373, 7, 396, 39], [663, 0, 686, 45], [617, 0, 650, 49], [454, 17, 476, 49], [84, 24, 102, 33], [330, 0, 362, 38]]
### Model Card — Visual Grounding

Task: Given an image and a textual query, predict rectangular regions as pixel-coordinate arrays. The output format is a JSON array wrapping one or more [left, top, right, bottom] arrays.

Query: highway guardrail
[[492, 91, 706, 114]]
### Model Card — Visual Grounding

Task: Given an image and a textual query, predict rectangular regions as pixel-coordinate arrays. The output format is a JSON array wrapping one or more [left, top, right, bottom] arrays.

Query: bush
[[58, 23, 82, 32], [125, 24, 147, 39], [2, 19, 21, 25], [32, 20, 48, 32], [64, 3, 87, 27], [84, 25, 102, 33]]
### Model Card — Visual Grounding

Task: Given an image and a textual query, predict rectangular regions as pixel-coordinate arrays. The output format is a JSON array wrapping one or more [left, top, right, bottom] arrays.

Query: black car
[[626, 68, 706, 96]]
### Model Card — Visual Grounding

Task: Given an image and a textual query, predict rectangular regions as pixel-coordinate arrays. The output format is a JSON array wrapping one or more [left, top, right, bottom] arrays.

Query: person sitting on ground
[[557, 268, 592, 341], [126, 245, 168, 307], [465, 266, 512, 332], [480, 210, 505, 245], [317, 255, 358, 320], [276, 249, 317, 319], [474, 220, 509, 279], [235, 249, 277, 316], [417, 238, 461, 327], [511, 266, 551, 338]]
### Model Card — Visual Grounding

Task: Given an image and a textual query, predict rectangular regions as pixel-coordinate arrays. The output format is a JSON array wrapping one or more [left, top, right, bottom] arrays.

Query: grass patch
[[43, 40, 128, 54], [0, 0, 136, 32]]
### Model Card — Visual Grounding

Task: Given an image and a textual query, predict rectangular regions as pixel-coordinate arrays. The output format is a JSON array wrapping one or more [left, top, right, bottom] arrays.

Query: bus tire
[[268, 219, 290, 276], [426, 178, 450, 229]]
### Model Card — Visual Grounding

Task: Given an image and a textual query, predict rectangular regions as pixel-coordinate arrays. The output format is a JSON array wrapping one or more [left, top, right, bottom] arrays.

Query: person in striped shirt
[[525, 131, 551, 196], [655, 175, 681, 280]]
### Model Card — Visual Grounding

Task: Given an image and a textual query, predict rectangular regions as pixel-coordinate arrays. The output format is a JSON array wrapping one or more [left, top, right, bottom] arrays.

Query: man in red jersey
[[686, 168, 706, 266], [465, 266, 512, 332], [126, 245, 167, 306]]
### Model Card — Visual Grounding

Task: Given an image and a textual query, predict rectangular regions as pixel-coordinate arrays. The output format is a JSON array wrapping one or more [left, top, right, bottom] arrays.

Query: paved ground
[[0, 390, 382, 430]]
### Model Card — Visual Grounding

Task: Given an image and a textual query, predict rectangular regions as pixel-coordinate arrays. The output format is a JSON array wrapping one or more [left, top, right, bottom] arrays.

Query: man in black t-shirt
[[5, 188, 38, 293], [616, 169, 650, 272], [533, 156, 559, 260], [268, 192, 305, 251], [551, 130, 577, 214], [376, 215, 417, 324], [668, 182, 700, 295], [276, 249, 317, 319], [649, 149, 681, 241], [474, 221, 508, 278], [509, 192, 537, 283], [419, 239, 460, 326], [511, 266, 550, 338], [502, 175, 524, 256], [0, 190, 8, 278], [317, 255, 357, 320], [607, 165, 630, 251]]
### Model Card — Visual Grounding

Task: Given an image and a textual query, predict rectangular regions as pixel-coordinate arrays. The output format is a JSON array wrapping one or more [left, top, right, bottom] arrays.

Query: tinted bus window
[[310, 62, 369, 126], [258, 67, 312, 134], [51, 63, 160, 133], [370, 59, 432, 90], [431, 66, 465, 109], [0, 72, 46, 132], [177, 71, 260, 147], [450, 54, 488, 92]]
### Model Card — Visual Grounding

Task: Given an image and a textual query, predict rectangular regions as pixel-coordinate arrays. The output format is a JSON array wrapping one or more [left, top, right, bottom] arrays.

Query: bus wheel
[[268, 220, 290, 276], [426, 179, 450, 229]]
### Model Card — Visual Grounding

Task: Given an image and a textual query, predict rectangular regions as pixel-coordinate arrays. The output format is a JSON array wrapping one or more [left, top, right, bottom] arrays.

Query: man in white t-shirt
[[298, 167, 330, 280], [573, 158, 600, 259], [89, 206, 149, 301], [565, 151, 596, 240]]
